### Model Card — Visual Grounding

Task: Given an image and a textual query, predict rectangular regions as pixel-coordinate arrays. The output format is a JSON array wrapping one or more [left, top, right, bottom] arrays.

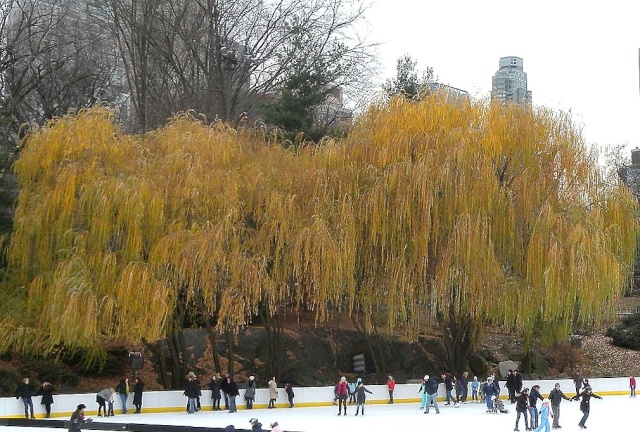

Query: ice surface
[[5, 394, 633, 432]]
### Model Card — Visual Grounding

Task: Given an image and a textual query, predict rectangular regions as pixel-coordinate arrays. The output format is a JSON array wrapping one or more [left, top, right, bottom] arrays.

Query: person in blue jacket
[[528, 385, 544, 429], [534, 399, 551, 432], [483, 376, 500, 412], [423, 375, 441, 414]]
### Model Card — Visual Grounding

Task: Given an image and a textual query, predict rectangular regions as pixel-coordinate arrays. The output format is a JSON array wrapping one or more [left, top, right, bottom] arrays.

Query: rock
[[498, 360, 519, 378]]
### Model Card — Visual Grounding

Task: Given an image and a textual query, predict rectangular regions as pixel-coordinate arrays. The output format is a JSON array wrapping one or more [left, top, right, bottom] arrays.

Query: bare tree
[[100, 0, 375, 130], [1, 0, 121, 144]]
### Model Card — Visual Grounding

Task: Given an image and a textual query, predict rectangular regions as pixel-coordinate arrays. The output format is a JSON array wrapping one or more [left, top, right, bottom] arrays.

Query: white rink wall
[[0, 377, 632, 419]]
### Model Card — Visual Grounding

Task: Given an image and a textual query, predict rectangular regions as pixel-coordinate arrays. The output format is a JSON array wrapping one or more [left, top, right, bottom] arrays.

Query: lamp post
[[219, 45, 252, 121]]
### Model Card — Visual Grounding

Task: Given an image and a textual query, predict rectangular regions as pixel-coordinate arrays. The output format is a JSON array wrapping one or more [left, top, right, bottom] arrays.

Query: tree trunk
[[439, 309, 482, 374], [225, 330, 235, 376], [205, 322, 222, 374], [142, 338, 170, 389], [350, 314, 382, 376]]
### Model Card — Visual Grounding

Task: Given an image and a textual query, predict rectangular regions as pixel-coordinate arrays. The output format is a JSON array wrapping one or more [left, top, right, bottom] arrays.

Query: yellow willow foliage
[[0, 96, 637, 361]]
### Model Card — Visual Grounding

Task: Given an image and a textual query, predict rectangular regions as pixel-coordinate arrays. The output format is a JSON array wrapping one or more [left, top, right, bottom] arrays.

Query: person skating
[[354, 378, 373, 416], [348, 380, 356, 405], [132, 378, 144, 413], [630, 376, 636, 398], [573, 370, 584, 396], [270, 421, 282, 432], [528, 384, 544, 430], [115, 378, 129, 414], [423, 375, 441, 414], [285, 383, 295, 408], [266, 375, 277, 409], [268, 377, 278, 409], [443, 372, 453, 405], [336, 376, 349, 415], [40, 381, 54, 418], [16, 377, 35, 420], [244, 376, 256, 410], [418, 375, 428, 409], [483, 376, 500, 412], [506, 370, 517, 403], [533, 399, 551, 432], [572, 385, 602, 429], [249, 417, 262, 432], [226, 376, 239, 413], [514, 387, 530, 431], [471, 376, 479, 403], [208, 373, 222, 411], [96, 387, 114, 417], [548, 382, 571, 429], [184, 373, 200, 414], [68, 404, 91, 432], [386, 375, 395, 404]]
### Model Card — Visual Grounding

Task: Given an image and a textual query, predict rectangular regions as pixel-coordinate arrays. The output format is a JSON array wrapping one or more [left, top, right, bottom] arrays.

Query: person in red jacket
[[631, 376, 637, 398], [387, 375, 396, 404], [336, 377, 349, 415]]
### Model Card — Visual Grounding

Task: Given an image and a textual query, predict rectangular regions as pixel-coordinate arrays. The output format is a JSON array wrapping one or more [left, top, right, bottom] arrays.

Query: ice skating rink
[[3, 395, 634, 432]]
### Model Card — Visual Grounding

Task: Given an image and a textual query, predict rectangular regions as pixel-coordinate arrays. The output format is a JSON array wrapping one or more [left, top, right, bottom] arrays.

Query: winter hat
[[77, 404, 86, 410], [356, 378, 362, 384], [542, 398, 550, 405], [491, 395, 497, 400], [522, 387, 529, 393], [249, 418, 259, 425], [487, 376, 494, 381], [424, 375, 429, 380], [270, 422, 278, 428], [249, 376, 255, 380]]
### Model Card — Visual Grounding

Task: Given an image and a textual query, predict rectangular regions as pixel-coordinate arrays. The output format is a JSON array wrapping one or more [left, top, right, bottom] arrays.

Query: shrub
[[606, 312, 640, 350]]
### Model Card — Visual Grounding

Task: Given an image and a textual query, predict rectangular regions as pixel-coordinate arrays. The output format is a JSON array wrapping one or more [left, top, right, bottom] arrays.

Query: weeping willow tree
[[0, 94, 636, 380]]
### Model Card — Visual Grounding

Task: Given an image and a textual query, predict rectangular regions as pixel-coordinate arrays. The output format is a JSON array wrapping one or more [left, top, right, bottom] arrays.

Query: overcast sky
[[363, 0, 640, 156]]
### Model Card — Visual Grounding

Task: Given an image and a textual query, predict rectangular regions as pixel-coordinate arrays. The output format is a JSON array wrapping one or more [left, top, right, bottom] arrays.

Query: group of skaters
[[182, 372, 295, 414], [491, 369, 605, 430], [93, 377, 144, 416], [412, 368, 616, 430]]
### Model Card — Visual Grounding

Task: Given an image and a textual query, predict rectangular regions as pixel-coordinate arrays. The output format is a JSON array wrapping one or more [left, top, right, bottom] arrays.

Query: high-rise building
[[491, 56, 532, 105]]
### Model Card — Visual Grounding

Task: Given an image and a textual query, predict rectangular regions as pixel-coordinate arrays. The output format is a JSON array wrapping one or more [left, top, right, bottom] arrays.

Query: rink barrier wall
[[0, 377, 631, 420]]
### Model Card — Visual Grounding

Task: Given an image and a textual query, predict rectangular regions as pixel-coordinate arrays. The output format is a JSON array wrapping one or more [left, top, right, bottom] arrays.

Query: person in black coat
[[514, 370, 523, 395], [226, 376, 239, 413], [506, 370, 517, 403], [285, 383, 295, 408], [16, 377, 35, 419], [40, 381, 54, 418], [514, 387, 530, 431], [132, 378, 144, 413], [184, 374, 201, 414], [572, 386, 602, 429], [548, 382, 571, 429], [220, 374, 230, 410], [208, 373, 222, 410], [528, 384, 544, 429]]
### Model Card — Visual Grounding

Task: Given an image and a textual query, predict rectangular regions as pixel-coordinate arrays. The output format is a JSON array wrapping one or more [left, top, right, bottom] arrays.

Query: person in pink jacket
[[336, 377, 349, 415], [631, 376, 636, 398]]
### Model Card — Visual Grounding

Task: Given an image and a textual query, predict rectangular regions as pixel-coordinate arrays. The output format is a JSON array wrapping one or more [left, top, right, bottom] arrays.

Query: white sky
[[362, 0, 640, 156]]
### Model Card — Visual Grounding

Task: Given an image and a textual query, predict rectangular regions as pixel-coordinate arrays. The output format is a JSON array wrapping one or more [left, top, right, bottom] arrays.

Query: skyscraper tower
[[491, 56, 532, 105]]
